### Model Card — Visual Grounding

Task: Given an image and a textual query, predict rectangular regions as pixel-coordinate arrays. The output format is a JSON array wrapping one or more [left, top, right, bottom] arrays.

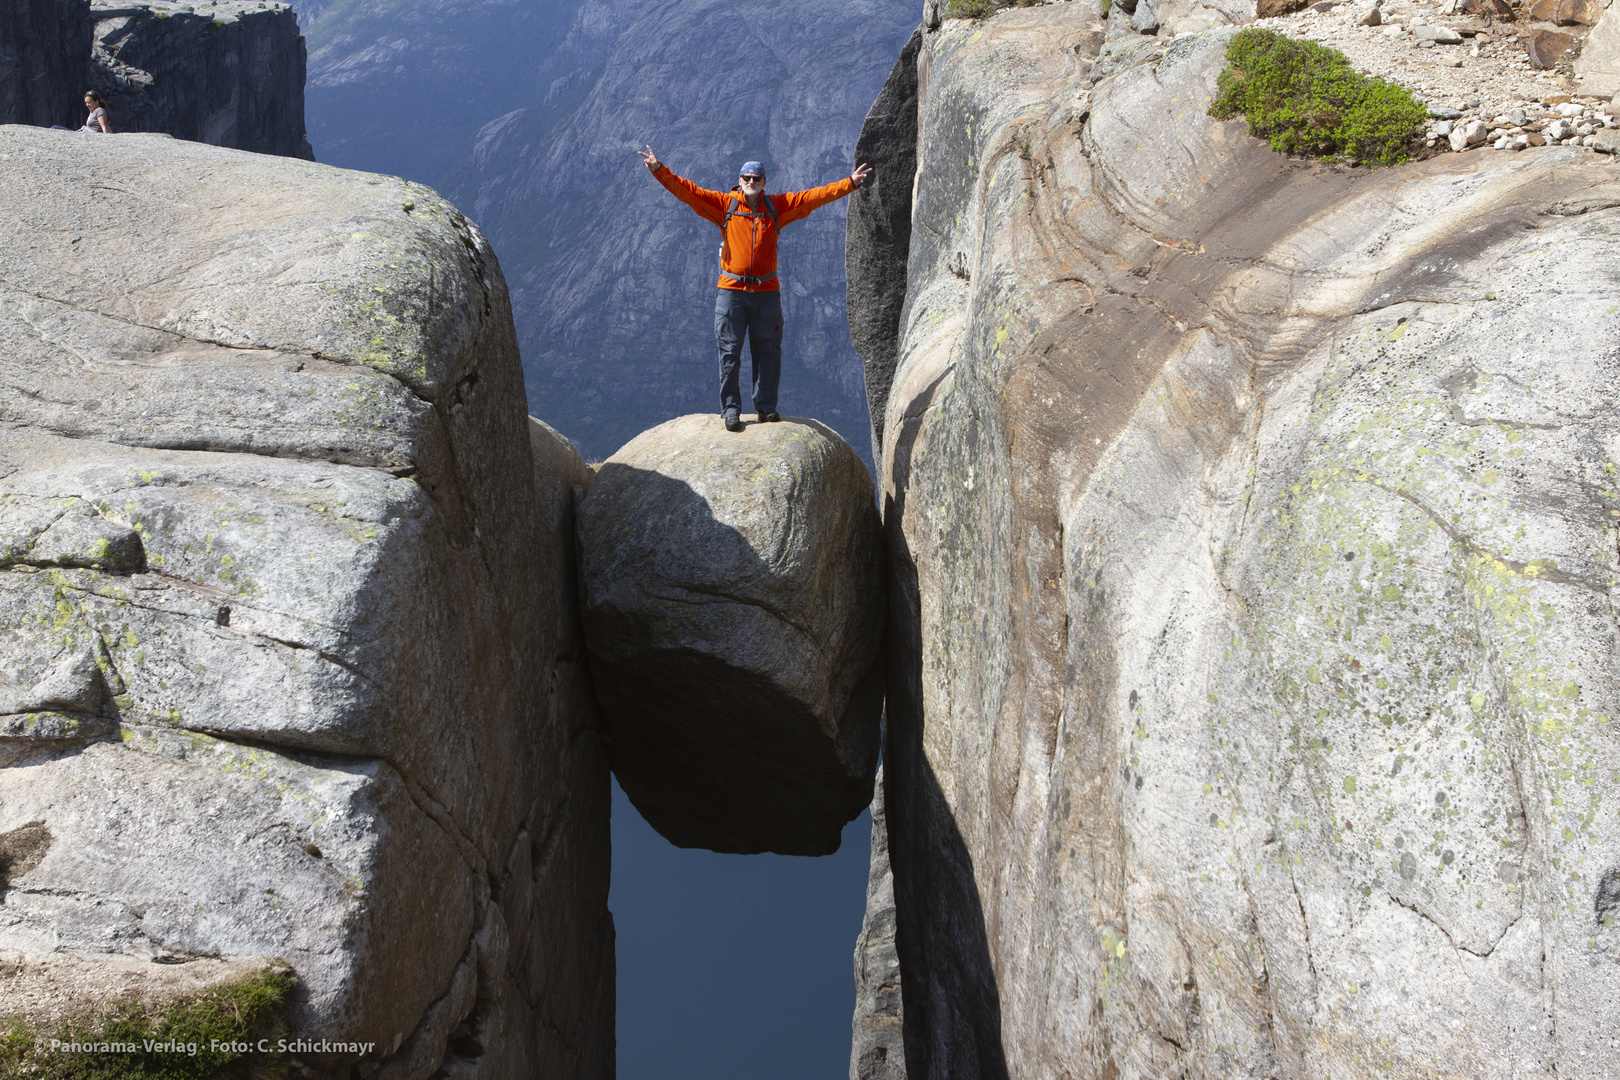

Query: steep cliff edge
[[0, 128, 609, 1078], [0, 0, 93, 129], [2, 0, 313, 158], [853, 6, 1620, 1078], [89, 0, 314, 158]]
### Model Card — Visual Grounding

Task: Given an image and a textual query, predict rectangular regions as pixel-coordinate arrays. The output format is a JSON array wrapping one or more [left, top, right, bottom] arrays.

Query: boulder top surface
[[0, 125, 495, 401]]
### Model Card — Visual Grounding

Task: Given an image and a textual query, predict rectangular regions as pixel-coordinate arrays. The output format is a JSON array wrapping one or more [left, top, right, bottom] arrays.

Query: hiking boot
[[723, 408, 744, 432], [758, 411, 780, 423]]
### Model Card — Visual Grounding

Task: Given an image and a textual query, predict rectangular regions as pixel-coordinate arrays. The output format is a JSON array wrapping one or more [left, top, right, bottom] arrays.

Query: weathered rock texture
[[853, 6, 1620, 1078], [89, 0, 314, 158], [850, 763, 906, 1080], [1109, 0, 1256, 37], [0, 0, 94, 128], [1575, 3, 1620, 94], [577, 413, 885, 856], [0, 127, 610, 1078]]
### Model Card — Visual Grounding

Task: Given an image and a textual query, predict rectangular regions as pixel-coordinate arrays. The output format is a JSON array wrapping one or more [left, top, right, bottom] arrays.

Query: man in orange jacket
[[639, 146, 872, 432]]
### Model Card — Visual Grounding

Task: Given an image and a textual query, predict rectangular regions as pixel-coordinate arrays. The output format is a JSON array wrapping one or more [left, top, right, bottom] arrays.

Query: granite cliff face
[[89, 0, 314, 158], [851, 5, 1620, 1077], [0, 127, 609, 1078], [0, 0, 93, 128], [1, 0, 312, 158]]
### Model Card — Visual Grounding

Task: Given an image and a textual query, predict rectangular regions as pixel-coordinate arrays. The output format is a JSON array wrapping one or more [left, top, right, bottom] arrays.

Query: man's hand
[[852, 162, 873, 189], [638, 145, 662, 173]]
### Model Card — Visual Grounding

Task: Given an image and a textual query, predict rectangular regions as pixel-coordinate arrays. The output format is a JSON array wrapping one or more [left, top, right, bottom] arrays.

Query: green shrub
[[1208, 27, 1427, 165], [943, 0, 1040, 19], [0, 965, 295, 1079]]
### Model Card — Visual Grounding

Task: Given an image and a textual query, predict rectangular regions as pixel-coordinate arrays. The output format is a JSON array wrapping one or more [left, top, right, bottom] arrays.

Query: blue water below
[[610, 779, 873, 1079]]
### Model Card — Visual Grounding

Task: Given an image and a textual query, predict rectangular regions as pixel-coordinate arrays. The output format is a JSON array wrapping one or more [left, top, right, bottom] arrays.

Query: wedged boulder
[[577, 414, 884, 856]]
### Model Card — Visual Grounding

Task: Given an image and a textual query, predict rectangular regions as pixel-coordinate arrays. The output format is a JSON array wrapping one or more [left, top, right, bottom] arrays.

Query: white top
[[80, 108, 108, 133]]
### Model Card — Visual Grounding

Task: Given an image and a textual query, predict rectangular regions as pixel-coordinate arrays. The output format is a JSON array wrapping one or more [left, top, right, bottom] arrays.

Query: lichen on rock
[[0, 126, 612, 1078], [849, 5, 1620, 1076]]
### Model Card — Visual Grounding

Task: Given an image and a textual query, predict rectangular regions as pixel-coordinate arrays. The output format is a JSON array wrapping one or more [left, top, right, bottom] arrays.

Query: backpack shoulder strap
[[721, 193, 777, 228]]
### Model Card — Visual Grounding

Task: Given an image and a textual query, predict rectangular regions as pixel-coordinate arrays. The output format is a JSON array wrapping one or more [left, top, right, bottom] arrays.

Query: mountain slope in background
[[298, 0, 585, 183], [437, 0, 915, 461], [298, 0, 912, 461]]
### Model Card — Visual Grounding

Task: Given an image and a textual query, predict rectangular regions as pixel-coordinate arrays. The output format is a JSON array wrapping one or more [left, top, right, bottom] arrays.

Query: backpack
[[718, 190, 779, 285]]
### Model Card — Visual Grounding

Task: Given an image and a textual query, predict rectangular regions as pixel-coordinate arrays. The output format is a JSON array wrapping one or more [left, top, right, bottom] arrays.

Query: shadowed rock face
[[88, 0, 314, 159], [851, 7, 1620, 1079], [0, 128, 610, 1079], [847, 28, 923, 465], [577, 413, 885, 856], [0, 0, 93, 129]]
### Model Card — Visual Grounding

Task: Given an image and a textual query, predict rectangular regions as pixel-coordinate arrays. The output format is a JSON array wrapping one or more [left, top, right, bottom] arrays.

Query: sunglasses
[[740, 175, 763, 182]]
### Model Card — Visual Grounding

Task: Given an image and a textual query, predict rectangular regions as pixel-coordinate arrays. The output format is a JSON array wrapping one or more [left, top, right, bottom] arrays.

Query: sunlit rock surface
[[0, 127, 611, 1079], [850, 7, 1620, 1078]]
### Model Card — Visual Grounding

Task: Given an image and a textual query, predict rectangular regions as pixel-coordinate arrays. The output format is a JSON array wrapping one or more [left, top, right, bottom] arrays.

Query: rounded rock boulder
[[576, 414, 885, 855]]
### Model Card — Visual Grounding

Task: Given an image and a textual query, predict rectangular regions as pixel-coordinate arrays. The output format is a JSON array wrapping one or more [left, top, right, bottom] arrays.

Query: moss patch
[[1208, 28, 1427, 165], [944, 0, 1040, 19], [0, 964, 295, 1079]]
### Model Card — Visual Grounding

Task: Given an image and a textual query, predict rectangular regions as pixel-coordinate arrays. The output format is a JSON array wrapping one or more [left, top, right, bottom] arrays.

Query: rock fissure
[[1385, 887, 1521, 959], [6, 415, 425, 475], [645, 582, 826, 651], [1368, 474, 1605, 591], [0, 279, 436, 406], [248, 631, 382, 693]]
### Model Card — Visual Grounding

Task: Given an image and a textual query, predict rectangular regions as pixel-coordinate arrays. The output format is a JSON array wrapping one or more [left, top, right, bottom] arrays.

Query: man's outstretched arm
[[775, 163, 874, 224], [639, 144, 727, 225]]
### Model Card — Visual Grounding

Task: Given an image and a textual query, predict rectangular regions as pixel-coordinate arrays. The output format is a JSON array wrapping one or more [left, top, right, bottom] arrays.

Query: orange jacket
[[652, 164, 857, 292]]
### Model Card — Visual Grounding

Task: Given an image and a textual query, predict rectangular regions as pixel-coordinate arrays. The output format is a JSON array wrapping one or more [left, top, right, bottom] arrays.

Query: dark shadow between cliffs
[[879, 377, 1010, 1080]]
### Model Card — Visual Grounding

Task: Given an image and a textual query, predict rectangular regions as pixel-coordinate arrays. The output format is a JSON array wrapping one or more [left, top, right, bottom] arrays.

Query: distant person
[[638, 146, 871, 432], [80, 92, 111, 133]]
